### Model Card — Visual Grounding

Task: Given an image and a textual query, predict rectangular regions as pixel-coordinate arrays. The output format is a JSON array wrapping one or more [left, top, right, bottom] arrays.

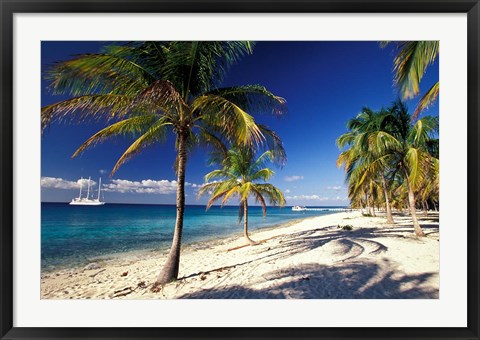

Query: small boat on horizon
[[69, 177, 105, 206], [292, 205, 307, 211]]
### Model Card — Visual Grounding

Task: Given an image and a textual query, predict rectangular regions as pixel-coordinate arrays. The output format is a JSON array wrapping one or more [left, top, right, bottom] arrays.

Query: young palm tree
[[381, 41, 439, 119], [198, 148, 286, 245], [41, 42, 287, 285]]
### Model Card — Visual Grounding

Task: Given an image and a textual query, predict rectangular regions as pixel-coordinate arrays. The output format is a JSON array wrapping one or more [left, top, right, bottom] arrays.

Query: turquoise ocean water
[[41, 203, 343, 271]]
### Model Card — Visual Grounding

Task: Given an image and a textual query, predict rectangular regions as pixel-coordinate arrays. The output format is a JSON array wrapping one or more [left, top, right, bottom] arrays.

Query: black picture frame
[[1, 1, 479, 339]]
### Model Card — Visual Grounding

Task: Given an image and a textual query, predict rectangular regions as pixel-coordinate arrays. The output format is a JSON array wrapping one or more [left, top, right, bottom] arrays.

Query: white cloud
[[284, 189, 291, 193], [99, 169, 108, 175], [327, 186, 343, 191], [42, 176, 203, 195], [103, 179, 178, 194], [286, 195, 329, 201], [284, 175, 304, 182], [41, 177, 96, 190]]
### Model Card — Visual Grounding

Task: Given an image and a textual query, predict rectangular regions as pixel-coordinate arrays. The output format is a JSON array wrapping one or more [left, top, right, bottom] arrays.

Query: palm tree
[[379, 100, 439, 236], [41, 42, 287, 285], [338, 100, 438, 236], [381, 41, 439, 119], [337, 108, 395, 223], [198, 148, 286, 245]]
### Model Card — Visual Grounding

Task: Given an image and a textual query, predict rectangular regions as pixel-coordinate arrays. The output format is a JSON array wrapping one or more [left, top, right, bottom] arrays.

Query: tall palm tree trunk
[[243, 200, 256, 245], [381, 174, 394, 224], [423, 201, 428, 215], [370, 194, 376, 217], [155, 132, 188, 285], [365, 193, 371, 215], [403, 169, 425, 236]]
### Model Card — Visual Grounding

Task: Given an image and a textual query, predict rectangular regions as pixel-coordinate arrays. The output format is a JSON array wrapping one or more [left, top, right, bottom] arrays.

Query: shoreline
[[41, 211, 439, 299], [41, 211, 333, 273]]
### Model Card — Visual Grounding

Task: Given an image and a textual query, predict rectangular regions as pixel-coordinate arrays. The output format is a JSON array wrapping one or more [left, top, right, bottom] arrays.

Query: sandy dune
[[41, 211, 439, 299]]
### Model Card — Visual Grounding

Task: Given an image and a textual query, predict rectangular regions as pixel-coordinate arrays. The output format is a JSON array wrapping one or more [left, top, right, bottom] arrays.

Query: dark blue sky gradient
[[41, 41, 439, 205]]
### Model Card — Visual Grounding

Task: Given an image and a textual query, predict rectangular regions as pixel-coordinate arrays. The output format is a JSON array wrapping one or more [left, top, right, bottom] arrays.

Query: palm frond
[[101, 42, 167, 80], [221, 186, 242, 206], [404, 147, 429, 189], [45, 53, 154, 97], [204, 180, 239, 209], [336, 131, 357, 149], [408, 116, 439, 147], [251, 187, 267, 217], [128, 80, 188, 117], [160, 41, 254, 97], [379, 41, 391, 48], [71, 114, 162, 158], [250, 150, 274, 170], [367, 131, 403, 156], [110, 120, 170, 175], [391, 41, 439, 99], [41, 94, 134, 131], [193, 94, 265, 146], [207, 85, 287, 116], [198, 180, 235, 202], [197, 182, 221, 198], [413, 81, 439, 119], [249, 168, 274, 182], [254, 183, 286, 207], [240, 182, 253, 201], [204, 169, 235, 182], [257, 124, 287, 166], [197, 128, 229, 166]]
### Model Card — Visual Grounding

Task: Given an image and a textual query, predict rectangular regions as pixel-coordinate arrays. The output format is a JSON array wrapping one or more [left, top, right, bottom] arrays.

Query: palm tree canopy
[[42, 41, 287, 175], [337, 100, 438, 200], [376, 101, 438, 191], [198, 148, 286, 219], [381, 41, 439, 119]]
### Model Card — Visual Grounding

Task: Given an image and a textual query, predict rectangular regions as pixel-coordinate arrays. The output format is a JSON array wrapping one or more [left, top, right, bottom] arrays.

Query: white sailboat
[[69, 177, 105, 206]]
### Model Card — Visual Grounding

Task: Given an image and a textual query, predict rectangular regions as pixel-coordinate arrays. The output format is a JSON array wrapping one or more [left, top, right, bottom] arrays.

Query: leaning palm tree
[[198, 148, 286, 245], [381, 41, 439, 119], [41, 42, 287, 285]]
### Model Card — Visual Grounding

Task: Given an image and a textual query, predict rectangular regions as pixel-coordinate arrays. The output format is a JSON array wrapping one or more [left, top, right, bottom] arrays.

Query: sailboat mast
[[97, 178, 102, 200], [87, 177, 91, 199], [78, 177, 83, 199]]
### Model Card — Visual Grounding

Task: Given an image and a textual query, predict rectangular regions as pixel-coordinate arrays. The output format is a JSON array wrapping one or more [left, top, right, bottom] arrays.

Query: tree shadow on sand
[[178, 260, 438, 299], [175, 220, 439, 299], [270, 219, 439, 261]]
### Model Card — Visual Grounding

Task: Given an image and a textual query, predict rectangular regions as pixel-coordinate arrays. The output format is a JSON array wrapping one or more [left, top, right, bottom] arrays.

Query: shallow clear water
[[41, 203, 343, 271]]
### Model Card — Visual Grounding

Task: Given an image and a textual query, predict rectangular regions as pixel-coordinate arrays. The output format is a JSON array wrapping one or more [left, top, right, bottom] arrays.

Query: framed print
[[1, 0, 479, 339]]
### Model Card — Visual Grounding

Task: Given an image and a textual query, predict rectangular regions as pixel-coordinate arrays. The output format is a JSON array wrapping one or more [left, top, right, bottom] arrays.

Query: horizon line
[[41, 201, 350, 208]]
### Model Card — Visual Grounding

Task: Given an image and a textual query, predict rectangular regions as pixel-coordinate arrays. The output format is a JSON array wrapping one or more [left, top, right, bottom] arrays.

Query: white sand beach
[[41, 211, 439, 299]]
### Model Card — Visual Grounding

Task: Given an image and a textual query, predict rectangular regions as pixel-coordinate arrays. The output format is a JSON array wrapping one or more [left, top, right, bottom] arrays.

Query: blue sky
[[41, 41, 439, 205]]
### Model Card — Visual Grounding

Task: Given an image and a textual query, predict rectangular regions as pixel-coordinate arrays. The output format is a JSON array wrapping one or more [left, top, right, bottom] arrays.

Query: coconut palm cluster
[[337, 100, 439, 236]]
